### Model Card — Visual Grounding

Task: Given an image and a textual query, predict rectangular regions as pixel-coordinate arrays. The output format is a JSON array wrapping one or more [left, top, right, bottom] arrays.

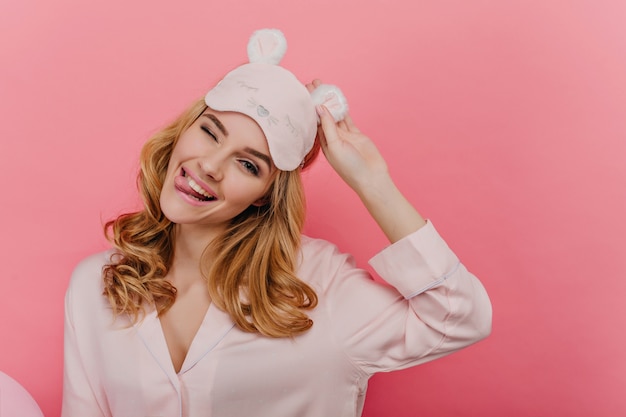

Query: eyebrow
[[245, 147, 272, 169], [202, 113, 273, 170], [204, 114, 229, 137]]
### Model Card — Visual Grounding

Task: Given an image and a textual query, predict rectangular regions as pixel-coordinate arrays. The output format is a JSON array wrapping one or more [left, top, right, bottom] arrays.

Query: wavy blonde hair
[[103, 98, 321, 337]]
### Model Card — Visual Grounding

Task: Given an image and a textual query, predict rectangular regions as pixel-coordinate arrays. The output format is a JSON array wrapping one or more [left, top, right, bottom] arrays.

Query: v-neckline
[[160, 301, 211, 374], [135, 303, 237, 379]]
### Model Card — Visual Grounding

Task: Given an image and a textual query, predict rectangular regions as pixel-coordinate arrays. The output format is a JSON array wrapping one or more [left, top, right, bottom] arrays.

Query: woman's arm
[[307, 80, 491, 372], [310, 80, 426, 243]]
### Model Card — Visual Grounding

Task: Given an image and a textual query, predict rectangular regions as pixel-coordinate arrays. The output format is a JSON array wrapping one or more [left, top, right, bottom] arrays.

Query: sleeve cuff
[[368, 221, 461, 298]]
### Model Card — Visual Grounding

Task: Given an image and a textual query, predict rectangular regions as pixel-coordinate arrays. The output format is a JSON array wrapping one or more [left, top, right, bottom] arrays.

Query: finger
[[318, 130, 328, 149], [307, 79, 322, 91], [343, 114, 360, 133], [316, 105, 339, 144], [316, 123, 327, 147]]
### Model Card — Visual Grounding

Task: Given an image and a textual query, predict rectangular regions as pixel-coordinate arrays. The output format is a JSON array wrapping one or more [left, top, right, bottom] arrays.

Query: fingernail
[[316, 105, 326, 116]]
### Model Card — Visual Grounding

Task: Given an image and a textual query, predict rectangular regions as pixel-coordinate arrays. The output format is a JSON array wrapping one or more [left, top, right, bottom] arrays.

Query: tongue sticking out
[[174, 176, 212, 201]]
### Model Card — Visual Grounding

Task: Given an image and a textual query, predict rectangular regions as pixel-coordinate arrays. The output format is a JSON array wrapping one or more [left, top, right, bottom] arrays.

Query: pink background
[[1, 0, 625, 416]]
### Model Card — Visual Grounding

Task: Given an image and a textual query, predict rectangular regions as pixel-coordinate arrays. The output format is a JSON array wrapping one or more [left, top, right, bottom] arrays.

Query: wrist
[[355, 174, 427, 243], [353, 171, 397, 204]]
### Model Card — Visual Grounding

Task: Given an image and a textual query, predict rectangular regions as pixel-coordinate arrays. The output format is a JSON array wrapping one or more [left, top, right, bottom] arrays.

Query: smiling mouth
[[182, 169, 217, 202]]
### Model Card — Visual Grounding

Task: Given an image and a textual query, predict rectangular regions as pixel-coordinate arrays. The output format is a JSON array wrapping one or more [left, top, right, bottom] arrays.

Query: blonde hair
[[103, 99, 320, 337]]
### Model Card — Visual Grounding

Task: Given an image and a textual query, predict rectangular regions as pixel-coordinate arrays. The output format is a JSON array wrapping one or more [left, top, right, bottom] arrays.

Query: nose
[[198, 152, 224, 182]]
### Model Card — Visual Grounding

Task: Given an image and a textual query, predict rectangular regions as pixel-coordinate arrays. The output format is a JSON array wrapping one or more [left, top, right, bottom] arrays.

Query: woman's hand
[[306, 80, 427, 243], [306, 80, 389, 195]]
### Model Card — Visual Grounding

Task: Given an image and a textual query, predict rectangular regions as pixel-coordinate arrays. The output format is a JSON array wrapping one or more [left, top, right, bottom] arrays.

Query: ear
[[251, 196, 269, 207]]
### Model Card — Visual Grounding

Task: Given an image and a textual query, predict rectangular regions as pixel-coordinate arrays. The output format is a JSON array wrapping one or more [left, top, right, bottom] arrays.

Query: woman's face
[[160, 108, 276, 232]]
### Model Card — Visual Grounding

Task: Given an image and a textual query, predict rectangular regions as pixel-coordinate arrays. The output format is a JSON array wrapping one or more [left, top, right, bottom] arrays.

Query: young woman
[[62, 29, 491, 417]]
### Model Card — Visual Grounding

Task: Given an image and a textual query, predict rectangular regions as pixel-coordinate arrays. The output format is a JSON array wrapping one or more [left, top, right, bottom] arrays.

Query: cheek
[[225, 177, 272, 203], [161, 159, 178, 187], [169, 142, 187, 162], [164, 138, 195, 175]]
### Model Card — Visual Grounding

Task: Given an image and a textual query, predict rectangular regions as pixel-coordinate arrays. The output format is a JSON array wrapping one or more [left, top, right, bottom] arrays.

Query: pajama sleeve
[[316, 221, 492, 375], [61, 260, 109, 417]]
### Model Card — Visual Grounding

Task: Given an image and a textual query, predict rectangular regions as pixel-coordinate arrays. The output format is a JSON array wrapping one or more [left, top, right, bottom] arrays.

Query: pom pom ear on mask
[[247, 29, 288, 65], [310, 84, 349, 123]]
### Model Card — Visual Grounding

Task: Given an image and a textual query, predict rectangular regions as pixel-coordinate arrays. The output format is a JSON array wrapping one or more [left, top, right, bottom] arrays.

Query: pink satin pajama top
[[62, 221, 492, 417]]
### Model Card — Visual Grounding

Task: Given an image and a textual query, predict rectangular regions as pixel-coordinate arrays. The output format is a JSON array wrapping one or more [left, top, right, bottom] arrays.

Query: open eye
[[239, 160, 259, 176]]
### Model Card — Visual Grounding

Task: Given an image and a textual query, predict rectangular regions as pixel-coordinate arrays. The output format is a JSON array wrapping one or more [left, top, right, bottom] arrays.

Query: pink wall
[[1, 0, 625, 416]]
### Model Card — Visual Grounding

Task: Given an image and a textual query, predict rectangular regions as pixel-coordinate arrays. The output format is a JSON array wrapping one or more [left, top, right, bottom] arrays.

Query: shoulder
[[65, 250, 118, 325], [298, 235, 362, 288], [300, 235, 354, 265], [300, 234, 334, 253], [67, 250, 116, 295]]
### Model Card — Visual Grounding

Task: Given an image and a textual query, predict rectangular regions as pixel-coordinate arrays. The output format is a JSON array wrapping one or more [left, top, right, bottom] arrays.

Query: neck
[[168, 223, 224, 286]]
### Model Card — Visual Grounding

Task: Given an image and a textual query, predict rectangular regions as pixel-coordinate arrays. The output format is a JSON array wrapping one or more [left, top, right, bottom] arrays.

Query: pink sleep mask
[[204, 29, 348, 171]]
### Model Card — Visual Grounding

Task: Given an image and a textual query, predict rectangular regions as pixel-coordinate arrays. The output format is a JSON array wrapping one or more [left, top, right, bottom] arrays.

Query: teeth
[[187, 177, 213, 199]]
